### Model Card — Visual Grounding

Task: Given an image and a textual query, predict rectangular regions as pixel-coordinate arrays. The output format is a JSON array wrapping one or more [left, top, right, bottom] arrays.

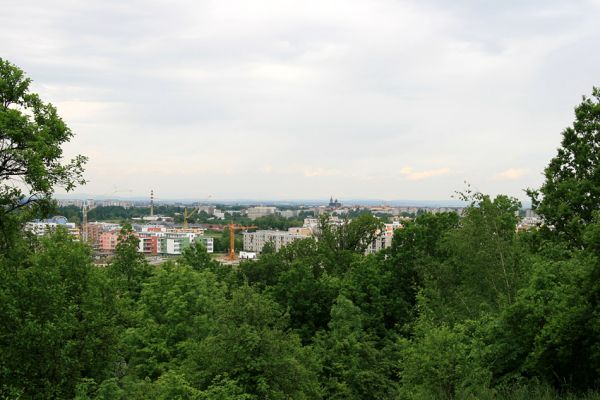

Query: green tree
[[0, 230, 118, 399], [184, 285, 321, 399], [180, 241, 216, 271], [528, 87, 600, 247], [315, 295, 401, 399], [486, 219, 600, 390], [341, 254, 417, 338], [122, 264, 225, 381], [420, 194, 528, 323], [315, 214, 383, 274], [108, 224, 150, 298], [0, 58, 86, 246], [398, 318, 491, 400]]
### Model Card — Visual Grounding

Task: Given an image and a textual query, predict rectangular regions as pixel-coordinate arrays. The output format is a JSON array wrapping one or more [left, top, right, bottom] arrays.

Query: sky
[[1, 0, 599, 202]]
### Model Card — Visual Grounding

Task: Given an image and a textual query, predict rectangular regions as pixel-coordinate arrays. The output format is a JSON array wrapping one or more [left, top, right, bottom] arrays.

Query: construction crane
[[182, 207, 198, 229], [182, 194, 213, 228], [81, 186, 132, 242], [226, 223, 257, 260]]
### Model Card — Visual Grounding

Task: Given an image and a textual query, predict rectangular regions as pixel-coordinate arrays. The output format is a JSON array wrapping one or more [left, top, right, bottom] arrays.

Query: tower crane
[[182, 207, 198, 229], [226, 223, 257, 261], [81, 186, 132, 242]]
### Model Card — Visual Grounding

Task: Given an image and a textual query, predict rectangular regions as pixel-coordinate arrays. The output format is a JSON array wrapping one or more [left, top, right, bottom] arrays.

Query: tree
[[122, 264, 225, 381], [416, 194, 529, 324], [528, 87, 600, 246], [108, 224, 150, 298], [0, 230, 119, 399], [316, 214, 383, 275], [0, 58, 86, 242], [315, 295, 401, 399], [184, 285, 321, 399], [180, 241, 216, 271]]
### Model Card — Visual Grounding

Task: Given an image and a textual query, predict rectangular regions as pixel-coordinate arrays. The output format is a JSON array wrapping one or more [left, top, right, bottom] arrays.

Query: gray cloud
[[1, 0, 599, 201]]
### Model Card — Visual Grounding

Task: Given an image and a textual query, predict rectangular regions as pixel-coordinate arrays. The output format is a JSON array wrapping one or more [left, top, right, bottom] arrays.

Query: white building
[[26, 216, 80, 238], [159, 232, 214, 255]]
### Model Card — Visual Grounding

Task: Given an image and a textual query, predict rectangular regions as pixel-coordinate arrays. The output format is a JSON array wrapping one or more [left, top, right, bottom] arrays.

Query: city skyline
[[2, 1, 600, 201]]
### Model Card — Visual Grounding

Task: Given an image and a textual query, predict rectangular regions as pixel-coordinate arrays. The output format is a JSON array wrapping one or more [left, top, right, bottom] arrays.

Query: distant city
[[25, 191, 541, 264]]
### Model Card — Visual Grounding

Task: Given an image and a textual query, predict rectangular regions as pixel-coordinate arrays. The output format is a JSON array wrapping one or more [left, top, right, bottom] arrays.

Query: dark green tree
[[108, 224, 150, 298], [315, 295, 401, 399], [0, 230, 118, 399], [122, 264, 225, 381], [528, 87, 600, 247], [184, 285, 321, 399], [0, 58, 86, 246], [180, 241, 216, 271]]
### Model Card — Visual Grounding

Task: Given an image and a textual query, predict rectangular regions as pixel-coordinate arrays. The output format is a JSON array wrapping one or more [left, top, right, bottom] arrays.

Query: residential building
[[246, 206, 277, 220], [158, 232, 214, 255], [243, 229, 310, 254], [288, 227, 312, 236], [279, 209, 299, 218], [365, 221, 403, 254], [97, 225, 213, 255], [138, 234, 159, 255], [99, 231, 120, 252], [213, 210, 225, 219], [85, 222, 121, 245], [26, 216, 80, 238]]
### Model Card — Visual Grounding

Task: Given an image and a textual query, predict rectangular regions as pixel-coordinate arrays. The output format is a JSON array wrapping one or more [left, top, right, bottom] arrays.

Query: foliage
[[528, 87, 600, 247], [0, 230, 118, 399], [183, 285, 322, 399], [107, 224, 151, 298], [0, 58, 86, 246], [315, 295, 401, 399]]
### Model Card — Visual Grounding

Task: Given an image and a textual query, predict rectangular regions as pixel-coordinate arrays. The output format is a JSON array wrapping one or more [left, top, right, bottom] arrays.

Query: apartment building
[[85, 222, 121, 245], [138, 234, 159, 255], [365, 221, 403, 254], [26, 216, 80, 238], [158, 232, 214, 255], [98, 226, 214, 256], [243, 229, 309, 254], [99, 231, 119, 252], [246, 206, 277, 220]]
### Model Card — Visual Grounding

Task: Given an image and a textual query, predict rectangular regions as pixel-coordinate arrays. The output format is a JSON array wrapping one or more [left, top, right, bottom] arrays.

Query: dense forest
[[1, 61, 600, 399]]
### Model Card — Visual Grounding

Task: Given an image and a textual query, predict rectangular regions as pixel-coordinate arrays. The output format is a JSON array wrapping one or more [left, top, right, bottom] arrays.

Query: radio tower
[[150, 189, 154, 217]]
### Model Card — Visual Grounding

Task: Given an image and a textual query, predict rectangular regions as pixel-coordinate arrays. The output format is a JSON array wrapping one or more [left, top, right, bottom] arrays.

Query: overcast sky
[[2, 0, 599, 201]]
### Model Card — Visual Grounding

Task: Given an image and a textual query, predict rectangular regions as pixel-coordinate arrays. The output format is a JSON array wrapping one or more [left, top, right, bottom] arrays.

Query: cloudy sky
[[2, 0, 599, 201]]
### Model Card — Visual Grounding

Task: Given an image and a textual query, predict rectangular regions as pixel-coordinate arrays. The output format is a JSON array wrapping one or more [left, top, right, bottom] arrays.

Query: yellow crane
[[226, 223, 257, 260], [182, 207, 198, 229]]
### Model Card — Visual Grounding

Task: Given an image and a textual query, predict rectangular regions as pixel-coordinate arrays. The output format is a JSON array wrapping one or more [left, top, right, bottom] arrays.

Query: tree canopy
[[0, 58, 86, 240], [528, 87, 600, 246]]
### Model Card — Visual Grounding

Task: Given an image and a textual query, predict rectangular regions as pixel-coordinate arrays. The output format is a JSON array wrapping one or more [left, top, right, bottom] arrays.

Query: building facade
[[365, 221, 403, 254], [26, 216, 80, 238], [246, 206, 277, 220], [243, 229, 309, 254]]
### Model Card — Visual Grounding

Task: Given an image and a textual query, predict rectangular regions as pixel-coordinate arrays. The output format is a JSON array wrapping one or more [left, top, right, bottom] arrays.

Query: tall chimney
[[150, 189, 154, 217]]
